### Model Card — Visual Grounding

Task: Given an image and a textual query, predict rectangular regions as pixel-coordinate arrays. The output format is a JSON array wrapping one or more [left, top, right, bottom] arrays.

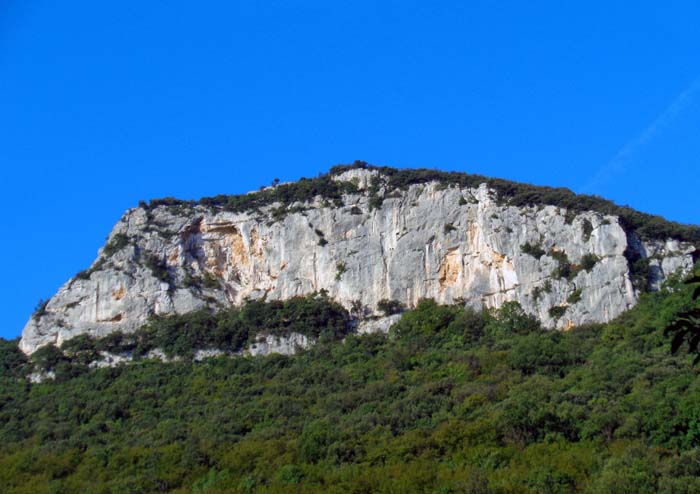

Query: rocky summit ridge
[[20, 163, 699, 355]]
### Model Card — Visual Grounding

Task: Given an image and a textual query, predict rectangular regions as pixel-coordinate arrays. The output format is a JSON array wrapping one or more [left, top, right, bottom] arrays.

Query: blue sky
[[2, 1, 699, 339]]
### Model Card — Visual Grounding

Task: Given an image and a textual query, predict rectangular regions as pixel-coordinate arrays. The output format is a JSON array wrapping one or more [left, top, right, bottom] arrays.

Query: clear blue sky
[[2, 1, 699, 339]]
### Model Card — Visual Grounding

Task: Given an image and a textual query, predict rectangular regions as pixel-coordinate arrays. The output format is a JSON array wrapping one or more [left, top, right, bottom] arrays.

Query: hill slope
[[2, 274, 700, 493]]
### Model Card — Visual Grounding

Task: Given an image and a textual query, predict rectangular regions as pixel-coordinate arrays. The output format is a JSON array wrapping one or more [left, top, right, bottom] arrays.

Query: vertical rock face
[[19, 168, 697, 354]]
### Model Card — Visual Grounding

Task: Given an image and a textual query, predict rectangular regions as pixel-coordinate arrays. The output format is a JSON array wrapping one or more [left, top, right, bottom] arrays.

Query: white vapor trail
[[580, 75, 700, 195]]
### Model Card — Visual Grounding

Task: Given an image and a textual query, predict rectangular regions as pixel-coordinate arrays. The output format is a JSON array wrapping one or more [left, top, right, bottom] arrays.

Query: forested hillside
[[2, 272, 700, 493]]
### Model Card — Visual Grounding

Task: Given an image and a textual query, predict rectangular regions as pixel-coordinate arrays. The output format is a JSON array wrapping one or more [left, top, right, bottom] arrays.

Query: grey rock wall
[[19, 169, 696, 354]]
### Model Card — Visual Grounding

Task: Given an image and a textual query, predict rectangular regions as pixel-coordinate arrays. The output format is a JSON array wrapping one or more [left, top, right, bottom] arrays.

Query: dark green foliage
[[507, 328, 597, 376], [377, 299, 405, 316], [458, 196, 468, 206], [567, 289, 582, 304], [391, 299, 487, 347], [103, 233, 130, 257], [74, 258, 106, 281], [532, 281, 553, 302], [144, 254, 170, 282], [665, 271, 700, 363], [202, 271, 220, 289], [0, 339, 28, 378], [443, 223, 457, 234], [368, 195, 384, 211], [298, 420, 339, 464], [335, 262, 347, 281], [549, 249, 573, 279], [5, 278, 700, 492], [328, 163, 700, 244], [488, 301, 541, 334], [521, 242, 546, 259], [625, 247, 651, 291], [138, 294, 351, 359], [549, 305, 567, 319], [632, 258, 651, 291], [366, 174, 383, 211], [579, 253, 600, 272], [30, 344, 68, 372], [146, 173, 359, 215], [31, 299, 48, 320], [133, 163, 698, 253], [581, 218, 594, 241]]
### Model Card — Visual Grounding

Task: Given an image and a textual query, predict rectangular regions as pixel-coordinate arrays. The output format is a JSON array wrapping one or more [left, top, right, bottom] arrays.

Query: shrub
[[202, 272, 220, 289], [549, 305, 567, 319], [31, 344, 68, 371], [488, 301, 541, 335], [521, 242, 546, 259], [329, 163, 700, 244], [567, 289, 582, 304], [32, 299, 49, 320], [444, 223, 457, 234], [103, 233, 130, 257], [368, 194, 384, 211], [580, 253, 600, 272], [336, 262, 347, 281], [74, 258, 106, 281], [582, 218, 594, 241], [145, 254, 169, 282], [377, 299, 405, 316], [549, 250, 573, 279]]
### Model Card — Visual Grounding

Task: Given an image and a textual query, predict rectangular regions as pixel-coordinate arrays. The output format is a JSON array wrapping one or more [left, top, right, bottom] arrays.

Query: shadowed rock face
[[20, 169, 696, 354]]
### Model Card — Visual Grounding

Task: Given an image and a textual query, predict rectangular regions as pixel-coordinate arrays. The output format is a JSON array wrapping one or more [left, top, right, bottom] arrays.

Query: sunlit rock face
[[20, 169, 696, 354]]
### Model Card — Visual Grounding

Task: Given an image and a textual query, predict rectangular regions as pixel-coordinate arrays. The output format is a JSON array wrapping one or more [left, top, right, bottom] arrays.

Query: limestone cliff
[[20, 166, 698, 354]]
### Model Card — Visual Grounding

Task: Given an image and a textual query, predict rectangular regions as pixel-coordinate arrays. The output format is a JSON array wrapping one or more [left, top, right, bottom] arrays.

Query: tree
[[665, 272, 700, 363]]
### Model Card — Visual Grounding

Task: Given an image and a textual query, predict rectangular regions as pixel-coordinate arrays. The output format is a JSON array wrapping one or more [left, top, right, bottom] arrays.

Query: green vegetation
[[581, 218, 594, 241], [377, 299, 405, 316], [520, 242, 546, 259], [103, 233, 130, 257], [3, 281, 700, 492], [74, 258, 106, 281], [312, 228, 328, 246], [548, 305, 567, 319], [329, 162, 700, 244], [135, 162, 699, 246], [145, 174, 359, 216], [548, 250, 599, 281], [335, 262, 347, 281], [145, 253, 170, 282], [202, 271, 220, 289], [27, 294, 350, 378], [443, 223, 457, 234], [567, 288, 583, 305], [533, 280, 554, 302], [31, 299, 49, 320], [625, 247, 652, 291], [579, 253, 600, 272], [1, 279, 700, 492], [665, 271, 700, 363], [549, 249, 573, 280]]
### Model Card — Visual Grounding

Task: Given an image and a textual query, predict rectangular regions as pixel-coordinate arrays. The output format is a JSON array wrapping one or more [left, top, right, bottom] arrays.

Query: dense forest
[[1, 271, 700, 493]]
